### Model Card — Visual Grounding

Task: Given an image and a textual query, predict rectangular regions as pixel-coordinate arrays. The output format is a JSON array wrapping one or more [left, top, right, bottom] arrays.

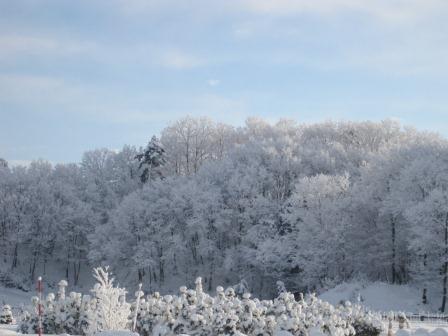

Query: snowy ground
[[2, 324, 448, 336], [319, 281, 438, 313], [386, 320, 448, 333], [2, 319, 448, 336], [0, 287, 31, 317], [1, 280, 441, 313], [0, 325, 19, 336]]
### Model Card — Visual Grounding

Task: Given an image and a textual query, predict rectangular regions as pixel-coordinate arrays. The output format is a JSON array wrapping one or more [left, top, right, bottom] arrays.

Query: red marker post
[[37, 277, 43, 336]]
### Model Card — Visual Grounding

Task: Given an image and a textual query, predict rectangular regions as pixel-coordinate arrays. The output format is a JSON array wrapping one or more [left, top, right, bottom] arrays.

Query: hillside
[[1, 118, 448, 301]]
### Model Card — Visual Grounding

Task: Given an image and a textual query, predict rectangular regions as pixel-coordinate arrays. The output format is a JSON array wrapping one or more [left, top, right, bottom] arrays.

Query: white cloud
[[0, 73, 246, 125], [3, 1, 445, 78], [109, 0, 448, 25], [207, 79, 220, 87], [157, 50, 204, 69], [0, 35, 97, 60], [237, 0, 448, 23], [0, 33, 206, 70], [0, 74, 71, 105]]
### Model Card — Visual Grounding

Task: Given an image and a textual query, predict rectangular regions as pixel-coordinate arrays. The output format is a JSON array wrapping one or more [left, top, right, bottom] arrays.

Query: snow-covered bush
[[0, 304, 13, 324], [19, 287, 90, 335], [87, 267, 131, 334], [276, 281, 287, 296], [133, 277, 382, 336], [338, 302, 382, 336], [19, 267, 130, 335], [19, 270, 382, 336]]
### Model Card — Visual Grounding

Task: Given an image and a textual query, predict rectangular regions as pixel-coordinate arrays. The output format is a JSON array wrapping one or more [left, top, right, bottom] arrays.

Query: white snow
[[319, 282, 435, 312], [274, 331, 294, 336], [0, 325, 140, 336], [0, 325, 18, 336], [393, 327, 448, 336], [3, 324, 448, 336], [0, 286, 31, 320], [96, 331, 138, 336], [0, 325, 72, 336], [389, 323, 448, 334], [0, 287, 31, 309]]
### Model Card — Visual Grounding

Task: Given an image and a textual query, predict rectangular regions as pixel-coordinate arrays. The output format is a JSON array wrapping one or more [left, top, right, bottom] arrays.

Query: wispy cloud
[[0, 74, 70, 105], [109, 0, 448, 25], [228, 2, 448, 77], [0, 33, 205, 70], [207, 79, 220, 87], [157, 49, 205, 69], [0, 73, 244, 124], [1, 0, 447, 163], [236, 0, 448, 23], [0, 34, 97, 60]]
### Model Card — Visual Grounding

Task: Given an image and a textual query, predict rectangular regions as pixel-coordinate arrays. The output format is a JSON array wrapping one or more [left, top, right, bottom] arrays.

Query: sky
[[0, 0, 448, 164]]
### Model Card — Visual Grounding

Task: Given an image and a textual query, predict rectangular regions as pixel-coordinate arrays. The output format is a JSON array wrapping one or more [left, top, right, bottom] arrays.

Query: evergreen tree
[[0, 305, 13, 324], [135, 136, 166, 183]]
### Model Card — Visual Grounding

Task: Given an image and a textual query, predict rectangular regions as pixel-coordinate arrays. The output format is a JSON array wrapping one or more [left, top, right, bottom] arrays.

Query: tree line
[[1, 117, 448, 310]]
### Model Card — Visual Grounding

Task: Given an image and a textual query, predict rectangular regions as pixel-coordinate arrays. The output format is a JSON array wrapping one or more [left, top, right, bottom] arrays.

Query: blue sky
[[1, 0, 447, 164]]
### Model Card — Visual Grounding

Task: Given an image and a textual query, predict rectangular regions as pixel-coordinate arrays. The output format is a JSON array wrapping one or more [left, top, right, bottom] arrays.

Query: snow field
[[319, 282, 439, 313]]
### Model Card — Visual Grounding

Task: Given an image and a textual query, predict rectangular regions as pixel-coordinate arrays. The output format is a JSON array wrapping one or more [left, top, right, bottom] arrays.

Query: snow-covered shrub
[[0, 304, 13, 324], [338, 302, 382, 336], [233, 279, 250, 296], [19, 267, 130, 335], [19, 288, 86, 334], [276, 281, 287, 296], [18, 270, 382, 336], [396, 312, 410, 330], [18, 310, 34, 334], [133, 277, 381, 336], [87, 267, 131, 334]]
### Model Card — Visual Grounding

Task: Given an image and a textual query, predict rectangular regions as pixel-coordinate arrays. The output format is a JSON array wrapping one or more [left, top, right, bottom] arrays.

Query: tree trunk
[[440, 212, 448, 312], [73, 261, 81, 286], [423, 253, 427, 305], [138, 268, 144, 282], [391, 215, 396, 284], [209, 254, 214, 291], [30, 251, 38, 281], [11, 243, 18, 269], [66, 250, 70, 280], [159, 258, 164, 284], [173, 252, 178, 275]]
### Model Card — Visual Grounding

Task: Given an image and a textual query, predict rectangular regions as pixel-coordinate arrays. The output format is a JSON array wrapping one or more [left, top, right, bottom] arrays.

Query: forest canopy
[[1, 117, 447, 308]]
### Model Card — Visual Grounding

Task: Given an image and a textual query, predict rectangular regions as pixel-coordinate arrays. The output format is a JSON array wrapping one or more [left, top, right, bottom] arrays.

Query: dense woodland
[[1, 117, 448, 310]]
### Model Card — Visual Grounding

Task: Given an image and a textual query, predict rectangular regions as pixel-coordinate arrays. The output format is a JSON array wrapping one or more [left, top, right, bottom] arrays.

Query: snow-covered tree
[[88, 267, 131, 333], [0, 305, 13, 324], [135, 136, 166, 183], [2, 117, 448, 300]]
